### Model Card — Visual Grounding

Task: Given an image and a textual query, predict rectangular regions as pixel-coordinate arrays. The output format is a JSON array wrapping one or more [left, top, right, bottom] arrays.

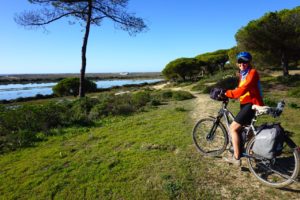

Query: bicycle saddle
[[252, 105, 271, 115]]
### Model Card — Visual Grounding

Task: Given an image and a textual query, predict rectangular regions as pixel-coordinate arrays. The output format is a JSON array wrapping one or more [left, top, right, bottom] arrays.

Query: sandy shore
[[0, 72, 163, 84]]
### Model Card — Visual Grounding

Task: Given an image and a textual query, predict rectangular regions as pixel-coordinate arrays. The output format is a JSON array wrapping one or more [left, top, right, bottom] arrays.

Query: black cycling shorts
[[234, 103, 255, 125]]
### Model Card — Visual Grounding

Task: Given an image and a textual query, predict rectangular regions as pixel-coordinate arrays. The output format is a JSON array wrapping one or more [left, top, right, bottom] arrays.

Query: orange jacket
[[225, 68, 264, 106]]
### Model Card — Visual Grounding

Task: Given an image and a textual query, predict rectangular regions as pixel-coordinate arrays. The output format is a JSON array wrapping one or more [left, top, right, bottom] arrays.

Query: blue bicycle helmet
[[237, 52, 252, 62]]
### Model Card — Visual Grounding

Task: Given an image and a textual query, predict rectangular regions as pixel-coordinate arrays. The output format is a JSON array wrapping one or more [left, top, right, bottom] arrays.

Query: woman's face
[[237, 61, 249, 71]]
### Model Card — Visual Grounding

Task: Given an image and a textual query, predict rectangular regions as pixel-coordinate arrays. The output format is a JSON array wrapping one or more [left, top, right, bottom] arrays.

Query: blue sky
[[0, 0, 299, 74]]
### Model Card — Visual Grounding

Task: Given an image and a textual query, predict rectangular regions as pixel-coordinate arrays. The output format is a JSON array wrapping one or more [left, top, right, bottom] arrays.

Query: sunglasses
[[237, 60, 249, 64]]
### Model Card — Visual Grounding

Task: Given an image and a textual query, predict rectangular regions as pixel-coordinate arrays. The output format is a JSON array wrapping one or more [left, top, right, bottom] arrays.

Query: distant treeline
[[0, 72, 163, 85]]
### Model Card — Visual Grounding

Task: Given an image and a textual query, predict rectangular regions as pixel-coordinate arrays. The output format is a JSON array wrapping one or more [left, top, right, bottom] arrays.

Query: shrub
[[288, 87, 300, 98], [288, 102, 300, 109], [90, 93, 137, 117], [39, 102, 73, 133], [153, 90, 173, 100], [7, 130, 37, 148], [0, 104, 5, 112], [172, 91, 195, 100], [174, 107, 187, 112], [88, 104, 106, 120], [88, 94, 115, 120], [277, 74, 300, 86], [203, 76, 239, 93], [132, 91, 151, 107], [111, 103, 136, 115], [0, 103, 67, 151], [52, 77, 97, 97], [161, 90, 173, 99], [110, 94, 136, 115], [70, 97, 99, 125], [191, 69, 237, 92], [263, 97, 277, 107], [150, 99, 161, 106]]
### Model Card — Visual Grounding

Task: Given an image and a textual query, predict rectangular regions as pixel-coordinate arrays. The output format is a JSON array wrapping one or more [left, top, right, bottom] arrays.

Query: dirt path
[[153, 82, 221, 122], [189, 92, 221, 122]]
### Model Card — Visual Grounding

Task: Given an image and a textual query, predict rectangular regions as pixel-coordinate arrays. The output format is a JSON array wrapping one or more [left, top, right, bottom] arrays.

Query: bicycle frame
[[212, 100, 259, 150]]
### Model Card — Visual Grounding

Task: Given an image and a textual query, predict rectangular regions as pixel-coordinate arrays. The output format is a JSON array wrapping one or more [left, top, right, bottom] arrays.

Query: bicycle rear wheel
[[192, 117, 228, 156], [246, 137, 300, 188]]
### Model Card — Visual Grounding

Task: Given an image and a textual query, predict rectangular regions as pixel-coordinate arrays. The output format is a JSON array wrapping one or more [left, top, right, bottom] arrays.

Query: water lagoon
[[0, 79, 162, 100]]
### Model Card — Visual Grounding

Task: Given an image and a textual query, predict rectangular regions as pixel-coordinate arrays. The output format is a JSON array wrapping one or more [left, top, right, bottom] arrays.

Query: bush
[[0, 102, 71, 152], [90, 93, 136, 117], [277, 74, 300, 86], [88, 93, 115, 120], [172, 91, 195, 100], [161, 90, 173, 99], [88, 103, 106, 120], [203, 76, 239, 93], [6, 130, 37, 148], [288, 102, 300, 109], [151, 90, 194, 101], [52, 77, 97, 97], [110, 94, 136, 115], [70, 97, 99, 125], [132, 91, 151, 107], [174, 107, 187, 112], [150, 99, 161, 106], [111, 103, 136, 115], [288, 87, 300, 98], [151, 90, 173, 101], [263, 97, 277, 107]]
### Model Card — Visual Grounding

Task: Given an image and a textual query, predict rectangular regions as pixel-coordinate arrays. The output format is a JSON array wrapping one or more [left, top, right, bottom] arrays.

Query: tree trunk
[[79, 0, 92, 98], [281, 53, 289, 76]]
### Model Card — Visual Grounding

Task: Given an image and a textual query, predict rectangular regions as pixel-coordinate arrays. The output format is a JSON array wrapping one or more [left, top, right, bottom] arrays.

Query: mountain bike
[[192, 98, 300, 188]]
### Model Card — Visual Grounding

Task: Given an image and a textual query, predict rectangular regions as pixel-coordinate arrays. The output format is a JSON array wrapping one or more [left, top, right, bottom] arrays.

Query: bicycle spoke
[[192, 118, 228, 156], [253, 161, 291, 181], [246, 137, 300, 187]]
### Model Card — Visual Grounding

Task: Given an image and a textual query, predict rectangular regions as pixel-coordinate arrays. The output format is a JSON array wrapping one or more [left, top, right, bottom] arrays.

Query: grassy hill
[[1, 71, 300, 199]]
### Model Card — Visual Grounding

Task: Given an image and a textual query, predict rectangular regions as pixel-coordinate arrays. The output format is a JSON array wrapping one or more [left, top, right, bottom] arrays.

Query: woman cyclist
[[223, 52, 264, 165]]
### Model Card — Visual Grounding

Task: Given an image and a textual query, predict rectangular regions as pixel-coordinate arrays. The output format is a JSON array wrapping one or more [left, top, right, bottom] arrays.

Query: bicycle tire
[[246, 136, 300, 188], [192, 117, 228, 156]]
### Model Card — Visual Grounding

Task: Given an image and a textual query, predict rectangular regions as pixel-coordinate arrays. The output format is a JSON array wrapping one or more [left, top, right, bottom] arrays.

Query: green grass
[[0, 101, 210, 199]]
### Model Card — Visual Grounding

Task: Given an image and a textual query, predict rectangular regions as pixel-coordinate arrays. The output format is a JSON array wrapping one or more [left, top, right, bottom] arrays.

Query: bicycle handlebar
[[270, 101, 285, 117]]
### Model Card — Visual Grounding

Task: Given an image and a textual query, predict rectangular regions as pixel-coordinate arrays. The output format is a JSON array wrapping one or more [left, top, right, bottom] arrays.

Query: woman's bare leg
[[230, 121, 242, 159]]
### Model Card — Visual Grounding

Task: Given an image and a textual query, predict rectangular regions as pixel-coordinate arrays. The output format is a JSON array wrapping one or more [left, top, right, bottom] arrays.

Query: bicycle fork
[[206, 117, 221, 141]]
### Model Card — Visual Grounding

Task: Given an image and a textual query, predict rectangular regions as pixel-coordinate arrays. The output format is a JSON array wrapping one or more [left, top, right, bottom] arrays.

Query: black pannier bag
[[252, 123, 285, 159], [210, 88, 227, 101]]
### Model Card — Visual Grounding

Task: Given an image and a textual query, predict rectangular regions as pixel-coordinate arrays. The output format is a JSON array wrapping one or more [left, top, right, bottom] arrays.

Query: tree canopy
[[162, 49, 231, 81], [162, 58, 206, 81], [195, 49, 229, 74], [235, 6, 300, 76], [16, 0, 147, 97]]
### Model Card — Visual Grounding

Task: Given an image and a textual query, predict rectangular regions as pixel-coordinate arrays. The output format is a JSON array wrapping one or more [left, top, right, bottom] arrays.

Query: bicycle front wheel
[[246, 137, 300, 188], [192, 117, 228, 156]]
